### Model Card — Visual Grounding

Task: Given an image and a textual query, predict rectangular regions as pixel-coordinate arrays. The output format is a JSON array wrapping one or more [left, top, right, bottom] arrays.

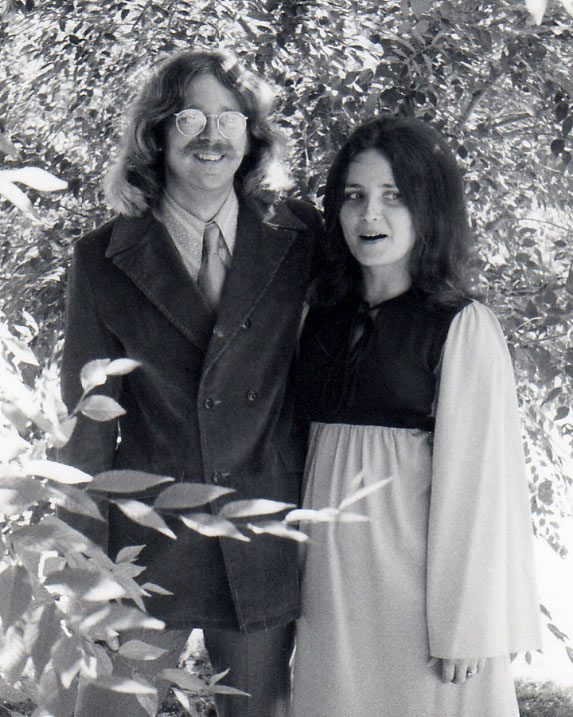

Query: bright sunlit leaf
[[247, 521, 308, 542], [26, 459, 93, 484], [114, 499, 176, 539], [2, 166, 67, 192], [80, 359, 111, 392], [180, 513, 249, 541], [219, 499, 295, 519], [79, 395, 126, 422], [105, 358, 141, 376], [0, 174, 39, 220]]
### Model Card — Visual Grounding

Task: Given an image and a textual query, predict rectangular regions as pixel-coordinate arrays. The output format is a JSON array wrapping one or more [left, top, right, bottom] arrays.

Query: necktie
[[198, 222, 227, 310]]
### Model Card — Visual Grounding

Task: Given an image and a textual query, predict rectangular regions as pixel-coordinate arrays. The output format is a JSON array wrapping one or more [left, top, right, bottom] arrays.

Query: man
[[60, 49, 321, 716]]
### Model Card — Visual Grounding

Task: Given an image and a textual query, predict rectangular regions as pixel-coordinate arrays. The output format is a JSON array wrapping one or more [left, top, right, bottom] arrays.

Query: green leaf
[[118, 639, 169, 661], [0, 626, 28, 682], [0, 477, 50, 514], [338, 478, 391, 510], [525, 0, 548, 24], [1, 166, 68, 192], [26, 459, 92, 484], [49, 484, 105, 521], [554, 406, 569, 421], [115, 544, 146, 563], [210, 668, 230, 685], [0, 175, 40, 220], [91, 470, 174, 494], [213, 684, 251, 696], [91, 675, 157, 695], [141, 582, 174, 596], [80, 359, 111, 392], [50, 415, 78, 449], [79, 395, 126, 421], [114, 499, 176, 539], [218, 499, 295, 519], [87, 605, 164, 635], [136, 691, 160, 717], [0, 565, 33, 629], [286, 506, 342, 522], [172, 687, 192, 710], [52, 635, 83, 689], [154, 482, 233, 509], [159, 668, 207, 692], [105, 358, 141, 376], [30, 602, 62, 677], [180, 513, 249, 542], [44, 568, 126, 601], [10, 517, 110, 564], [0, 429, 30, 462], [247, 521, 308, 543]]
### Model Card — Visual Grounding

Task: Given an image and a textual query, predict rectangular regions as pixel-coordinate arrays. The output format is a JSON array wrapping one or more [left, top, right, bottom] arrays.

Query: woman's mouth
[[360, 233, 387, 242]]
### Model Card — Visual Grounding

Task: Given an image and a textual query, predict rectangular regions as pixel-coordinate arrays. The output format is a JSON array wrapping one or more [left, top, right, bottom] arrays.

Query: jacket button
[[241, 318, 251, 330], [246, 389, 257, 402], [203, 398, 214, 409], [211, 471, 222, 483]]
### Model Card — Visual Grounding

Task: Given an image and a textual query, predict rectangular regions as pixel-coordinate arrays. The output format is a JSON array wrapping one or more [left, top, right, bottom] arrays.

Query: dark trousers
[[74, 623, 294, 717]]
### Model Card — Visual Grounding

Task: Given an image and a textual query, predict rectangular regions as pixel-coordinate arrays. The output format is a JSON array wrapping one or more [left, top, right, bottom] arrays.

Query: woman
[[291, 116, 541, 716]]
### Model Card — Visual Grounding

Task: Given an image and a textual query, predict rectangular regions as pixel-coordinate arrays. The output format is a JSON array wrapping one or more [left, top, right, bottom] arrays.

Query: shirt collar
[[161, 188, 238, 253], [157, 189, 239, 280]]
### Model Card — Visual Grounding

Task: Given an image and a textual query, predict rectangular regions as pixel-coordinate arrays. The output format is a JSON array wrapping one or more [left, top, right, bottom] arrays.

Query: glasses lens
[[176, 109, 205, 137], [219, 111, 247, 138]]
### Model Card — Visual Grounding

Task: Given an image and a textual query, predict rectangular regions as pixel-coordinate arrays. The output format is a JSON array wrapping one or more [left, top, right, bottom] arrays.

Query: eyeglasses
[[174, 109, 248, 139]]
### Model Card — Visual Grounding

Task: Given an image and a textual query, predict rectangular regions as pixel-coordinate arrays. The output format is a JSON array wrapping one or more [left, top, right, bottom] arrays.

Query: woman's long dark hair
[[316, 116, 475, 308]]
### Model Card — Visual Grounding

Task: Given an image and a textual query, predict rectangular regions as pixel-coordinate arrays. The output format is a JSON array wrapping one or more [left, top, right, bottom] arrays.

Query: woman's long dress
[[291, 290, 541, 717]]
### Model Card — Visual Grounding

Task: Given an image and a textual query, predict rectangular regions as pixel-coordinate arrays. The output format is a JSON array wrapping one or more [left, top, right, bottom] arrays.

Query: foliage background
[[0, 0, 572, 709]]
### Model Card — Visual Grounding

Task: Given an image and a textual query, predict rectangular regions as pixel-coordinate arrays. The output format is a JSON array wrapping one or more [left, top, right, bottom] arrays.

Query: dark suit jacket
[[60, 198, 322, 631]]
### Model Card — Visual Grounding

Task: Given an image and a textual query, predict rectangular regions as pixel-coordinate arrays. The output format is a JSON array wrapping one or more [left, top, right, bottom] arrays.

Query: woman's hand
[[429, 657, 487, 684]]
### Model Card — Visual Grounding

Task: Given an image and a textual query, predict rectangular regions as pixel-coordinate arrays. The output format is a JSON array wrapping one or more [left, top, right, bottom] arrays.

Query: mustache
[[184, 139, 231, 154]]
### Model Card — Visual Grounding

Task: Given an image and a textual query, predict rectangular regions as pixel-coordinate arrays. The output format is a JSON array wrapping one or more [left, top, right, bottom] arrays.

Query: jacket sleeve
[[58, 242, 123, 547], [426, 301, 542, 658]]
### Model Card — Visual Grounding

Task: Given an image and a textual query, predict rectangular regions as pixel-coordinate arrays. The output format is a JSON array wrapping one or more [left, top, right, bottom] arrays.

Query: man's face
[[163, 73, 249, 209]]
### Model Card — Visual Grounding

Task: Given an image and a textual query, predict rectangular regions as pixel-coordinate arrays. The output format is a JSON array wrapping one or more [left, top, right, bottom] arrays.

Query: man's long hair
[[317, 115, 475, 308], [104, 49, 291, 216]]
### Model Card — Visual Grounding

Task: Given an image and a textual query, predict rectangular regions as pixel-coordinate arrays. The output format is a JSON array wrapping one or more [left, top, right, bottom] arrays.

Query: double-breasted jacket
[[60, 198, 322, 631]]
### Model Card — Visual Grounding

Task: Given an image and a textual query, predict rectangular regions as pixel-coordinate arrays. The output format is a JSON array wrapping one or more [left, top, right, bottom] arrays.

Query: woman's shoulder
[[445, 300, 512, 363], [452, 300, 504, 333]]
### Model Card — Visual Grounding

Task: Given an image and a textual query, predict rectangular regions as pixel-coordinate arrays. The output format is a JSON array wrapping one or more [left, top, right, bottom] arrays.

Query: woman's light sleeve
[[427, 301, 542, 658]]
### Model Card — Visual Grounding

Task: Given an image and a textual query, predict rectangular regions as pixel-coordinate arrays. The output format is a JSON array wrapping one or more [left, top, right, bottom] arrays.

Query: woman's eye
[[384, 189, 402, 203], [343, 191, 363, 202]]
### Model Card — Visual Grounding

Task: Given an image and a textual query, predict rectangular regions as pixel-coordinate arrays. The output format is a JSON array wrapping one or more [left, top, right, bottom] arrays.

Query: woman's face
[[339, 149, 416, 275]]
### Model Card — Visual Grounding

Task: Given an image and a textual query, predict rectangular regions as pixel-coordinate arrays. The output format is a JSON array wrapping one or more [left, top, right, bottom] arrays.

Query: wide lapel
[[106, 213, 213, 352], [203, 201, 308, 366]]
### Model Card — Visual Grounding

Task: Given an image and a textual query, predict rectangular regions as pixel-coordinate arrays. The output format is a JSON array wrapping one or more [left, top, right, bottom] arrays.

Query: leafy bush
[[0, 315, 380, 715]]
